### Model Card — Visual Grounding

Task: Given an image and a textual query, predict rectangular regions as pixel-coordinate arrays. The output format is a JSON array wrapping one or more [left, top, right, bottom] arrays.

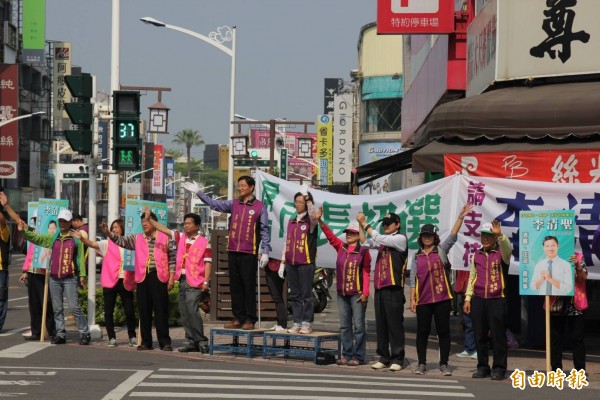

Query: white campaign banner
[[256, 171, 600, 280]]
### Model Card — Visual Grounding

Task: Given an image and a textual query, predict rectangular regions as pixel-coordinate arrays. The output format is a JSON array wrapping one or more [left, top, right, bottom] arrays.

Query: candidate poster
[[123, 199, 168, 270], [519, 210, 575, 296], [31, 198, 69, 269]]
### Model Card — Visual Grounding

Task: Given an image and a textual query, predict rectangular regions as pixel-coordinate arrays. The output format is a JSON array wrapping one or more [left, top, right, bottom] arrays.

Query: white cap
[[343, 221, 360, 234], [57, 209, 73, 222]]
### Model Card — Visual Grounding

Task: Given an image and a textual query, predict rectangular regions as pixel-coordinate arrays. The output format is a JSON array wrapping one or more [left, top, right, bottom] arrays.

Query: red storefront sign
[[0, 65, 19, 179], [377, 0, 455, 34], [444, 150, 600, 183]]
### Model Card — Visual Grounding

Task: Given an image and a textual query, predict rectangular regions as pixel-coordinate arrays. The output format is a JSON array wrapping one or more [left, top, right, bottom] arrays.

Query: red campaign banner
[[377, 0, 455, 34], [0, 64, 19, 179], [444, 150, 600, 183]]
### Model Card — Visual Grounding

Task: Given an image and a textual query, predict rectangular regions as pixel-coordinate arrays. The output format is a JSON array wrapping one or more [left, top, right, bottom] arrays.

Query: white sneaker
[[371, 361, 388, 370], [389, 363, 402, 372], [299, 323, 313, 334], [456, 350, 475, 358], [470, 351, 478, 360], [288, 324, 301, 333], [129, 337, 138, 347], [22, 329, 32, 338], [273, 325, 287, 332], [108, 338, 117, 347]]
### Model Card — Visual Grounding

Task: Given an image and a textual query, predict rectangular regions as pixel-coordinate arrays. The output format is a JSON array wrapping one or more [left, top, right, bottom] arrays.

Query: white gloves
[[258, 253, 269, 269], [278, 263, 285, 279], [299, 183, 309, 196], [183, 181, 200, 194]]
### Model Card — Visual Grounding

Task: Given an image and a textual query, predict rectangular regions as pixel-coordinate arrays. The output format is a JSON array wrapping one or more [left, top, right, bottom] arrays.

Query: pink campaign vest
[[101, 240, 136, 291], [175, 234, 209, 288], [22, 244, 35, 272], [134, 232, 170, 283]]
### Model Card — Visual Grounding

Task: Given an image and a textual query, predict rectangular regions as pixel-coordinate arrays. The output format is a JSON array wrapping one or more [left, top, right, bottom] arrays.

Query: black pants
[[471, 296, 507, 374], [374, 286, 406, 365], [27, 272, 56, 338], [228, 252, 258, 324], [265, 267, 287, 328], [103, 279, 137, 340], [136, 270, 171, 349], [416, 299, 452, 366], [551, 313, 586, 371]]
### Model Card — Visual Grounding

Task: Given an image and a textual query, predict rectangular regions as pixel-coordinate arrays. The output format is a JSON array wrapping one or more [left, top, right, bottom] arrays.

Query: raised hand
[[183, 181, 200, 194]]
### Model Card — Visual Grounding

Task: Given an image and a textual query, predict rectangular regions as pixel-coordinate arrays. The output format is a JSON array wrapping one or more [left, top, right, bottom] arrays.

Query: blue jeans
[[460, 296, 476, 353], [0, 270, 7, 331], [49, 276, 89, 338], [286, 263, 315, 324], [337, 293, 367, 363]]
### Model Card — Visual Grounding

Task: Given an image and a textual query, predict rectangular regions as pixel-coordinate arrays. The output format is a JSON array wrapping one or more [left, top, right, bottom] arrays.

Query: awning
[[362, 76, 404, 100], [412, 135, 600, 173], [412, 81, 600, 147], [355, 145, 423, 185]]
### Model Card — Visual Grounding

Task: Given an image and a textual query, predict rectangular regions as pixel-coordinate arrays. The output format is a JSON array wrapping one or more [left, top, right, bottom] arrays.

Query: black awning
[[355, 146, 423, 186]]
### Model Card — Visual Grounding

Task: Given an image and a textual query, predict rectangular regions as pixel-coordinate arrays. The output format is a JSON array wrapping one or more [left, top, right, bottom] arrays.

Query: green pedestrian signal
[[112, 91, 141, 171], [64, 73, 93, 154]]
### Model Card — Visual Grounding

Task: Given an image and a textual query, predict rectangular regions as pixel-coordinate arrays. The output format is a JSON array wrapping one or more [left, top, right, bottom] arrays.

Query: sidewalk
[[104, 285, 599, 387]]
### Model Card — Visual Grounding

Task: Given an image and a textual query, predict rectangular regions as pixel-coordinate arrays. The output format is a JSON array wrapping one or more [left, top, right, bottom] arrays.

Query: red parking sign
[[377, 0, 456, 34]]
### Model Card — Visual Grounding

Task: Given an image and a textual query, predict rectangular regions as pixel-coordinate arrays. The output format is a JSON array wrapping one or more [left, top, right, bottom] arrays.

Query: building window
[[365, 98, 401, 133]]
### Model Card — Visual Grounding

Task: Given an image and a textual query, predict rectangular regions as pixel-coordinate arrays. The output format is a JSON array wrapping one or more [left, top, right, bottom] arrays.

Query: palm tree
[[172, 129, 205, 178]]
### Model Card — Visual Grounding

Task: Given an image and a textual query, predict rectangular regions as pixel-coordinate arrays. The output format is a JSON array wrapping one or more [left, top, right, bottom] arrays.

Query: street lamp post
[[140, 17, 237, 200], [125, 168, 154, 200]]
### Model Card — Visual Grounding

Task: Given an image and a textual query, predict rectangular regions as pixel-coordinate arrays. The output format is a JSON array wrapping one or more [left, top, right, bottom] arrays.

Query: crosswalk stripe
[[131, 393, 435, 400], [157, 368, 457, 384], [0, 343, 52, 358], [0, 326, 30, 337], [102, 370, 153, 400], [149, 374, 464, 390], [137, 382, 474, 397]]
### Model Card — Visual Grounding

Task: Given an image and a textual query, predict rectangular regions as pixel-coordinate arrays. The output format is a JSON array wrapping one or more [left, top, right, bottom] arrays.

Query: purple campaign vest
[[285, 217, 317, 266], [336, 245, 369, 296], [49, 237, 78, 278], [472, 249, 506, 299], [374, 242, 407, 290], [228, 199, 264, 255], [414, 250, 453, 305]]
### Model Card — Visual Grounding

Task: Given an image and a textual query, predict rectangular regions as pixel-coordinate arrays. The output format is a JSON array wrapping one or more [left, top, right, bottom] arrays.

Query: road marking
[[7, 296, 28, 302], [149, 374, 464, 390], [137, 382, 474, 397], [0, 343, 52, 359], [157, 368, 457, 383], [0, 380, 42, 386], [132, 395, 433, 399], [102, 370, 153, 400], [0, 327, 29, 337]]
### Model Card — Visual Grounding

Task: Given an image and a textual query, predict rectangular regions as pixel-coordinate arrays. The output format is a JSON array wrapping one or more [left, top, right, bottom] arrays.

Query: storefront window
[[365, 98, 402, 133]]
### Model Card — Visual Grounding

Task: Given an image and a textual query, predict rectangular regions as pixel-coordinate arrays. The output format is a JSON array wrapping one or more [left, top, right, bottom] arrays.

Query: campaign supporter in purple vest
[[409, 204, 472, 376], [17, 207, 89, 345], [285, 190, 319, 334], [72, 219, 137, 348], [0, 205, 10, 333], [318, 208, 371, 366], [143, 205, 213, 354], [184, 176, 270, 331], [463, 220, 512, 381], [358, 212, 408, 372], [0, 197, 56, 340], [104, 211, 176, 351]]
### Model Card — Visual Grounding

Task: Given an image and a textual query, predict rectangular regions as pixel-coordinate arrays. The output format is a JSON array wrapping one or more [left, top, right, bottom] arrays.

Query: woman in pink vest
[[409, 204, 471, 376], [72, 219, 137, 347]]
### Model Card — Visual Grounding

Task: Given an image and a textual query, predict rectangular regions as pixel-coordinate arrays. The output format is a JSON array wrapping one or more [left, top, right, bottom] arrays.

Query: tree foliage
[[172, 129, 205, 178]]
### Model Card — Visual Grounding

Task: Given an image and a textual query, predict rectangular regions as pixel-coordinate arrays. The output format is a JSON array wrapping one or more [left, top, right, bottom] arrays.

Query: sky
[[46, 0, 377, 159]]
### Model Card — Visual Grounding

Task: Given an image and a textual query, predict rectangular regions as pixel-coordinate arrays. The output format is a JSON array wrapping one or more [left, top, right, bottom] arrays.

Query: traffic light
[[64, 73, 93, 154], [249, 149, 259, 158], [112, 91, 141, 171]]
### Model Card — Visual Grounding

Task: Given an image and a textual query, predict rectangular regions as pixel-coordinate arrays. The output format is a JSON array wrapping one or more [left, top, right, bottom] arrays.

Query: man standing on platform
[[184, 176, 270, 330]]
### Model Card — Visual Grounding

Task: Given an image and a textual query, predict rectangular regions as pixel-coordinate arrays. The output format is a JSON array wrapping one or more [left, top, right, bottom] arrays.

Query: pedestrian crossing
[[127, 368, 474, 399]]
